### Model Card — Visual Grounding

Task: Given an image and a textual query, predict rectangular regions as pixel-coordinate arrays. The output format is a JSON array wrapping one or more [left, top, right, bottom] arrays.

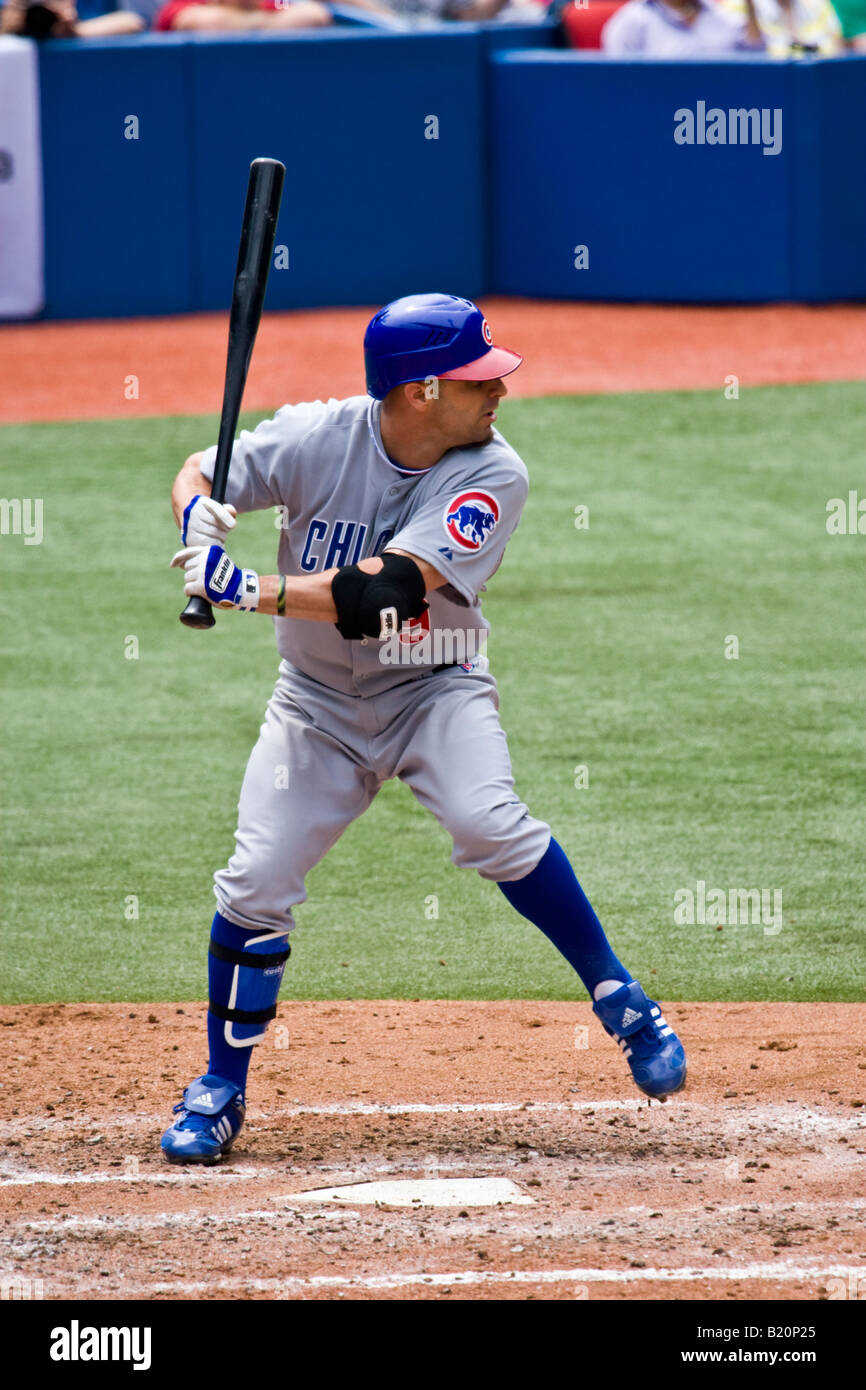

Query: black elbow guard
[[331, 553, 427, 640]]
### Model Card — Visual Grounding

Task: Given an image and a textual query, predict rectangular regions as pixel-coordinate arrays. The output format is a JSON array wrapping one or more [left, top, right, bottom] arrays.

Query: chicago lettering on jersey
[[299, 519, 394, 573]]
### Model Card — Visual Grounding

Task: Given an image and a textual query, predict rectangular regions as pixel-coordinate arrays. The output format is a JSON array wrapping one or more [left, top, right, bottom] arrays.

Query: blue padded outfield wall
[[187, 30, 488, 312], [37, 29, 517, 318], [39, 36, 196, 317], [492, 54, 791, 302], [490, 52, 866, 304], [36, 34, 866, 317]]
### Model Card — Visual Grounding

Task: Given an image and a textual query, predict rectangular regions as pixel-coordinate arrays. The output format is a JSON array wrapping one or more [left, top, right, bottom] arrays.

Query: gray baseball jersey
[[198, 395, 550, 933], [199, 395, 529, 697]]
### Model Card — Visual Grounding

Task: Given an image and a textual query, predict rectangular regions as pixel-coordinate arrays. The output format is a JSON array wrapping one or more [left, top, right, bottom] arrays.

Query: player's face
[[434, 378, 507, 447]]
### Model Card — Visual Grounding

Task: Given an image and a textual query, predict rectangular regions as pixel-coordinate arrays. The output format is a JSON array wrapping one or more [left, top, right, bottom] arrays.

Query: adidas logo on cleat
[[162, 1076, 246, 1164], [620, 1006, 643, 1029], [592, 982, 686, 1100]]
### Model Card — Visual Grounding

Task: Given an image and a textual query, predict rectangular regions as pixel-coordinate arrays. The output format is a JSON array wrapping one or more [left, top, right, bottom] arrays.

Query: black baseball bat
[[180, 156, 286, 629]]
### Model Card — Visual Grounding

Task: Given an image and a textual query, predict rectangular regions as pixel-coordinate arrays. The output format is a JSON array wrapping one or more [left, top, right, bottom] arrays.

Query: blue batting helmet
[[364, 293, 523, 401]]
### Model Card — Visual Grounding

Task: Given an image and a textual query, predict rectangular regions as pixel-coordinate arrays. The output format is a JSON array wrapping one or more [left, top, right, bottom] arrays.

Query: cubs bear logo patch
[[443, 490, 500, 552]]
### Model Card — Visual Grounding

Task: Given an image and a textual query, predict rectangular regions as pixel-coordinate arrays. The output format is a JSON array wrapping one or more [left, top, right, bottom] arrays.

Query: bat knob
[[180, 595, 216, 630]]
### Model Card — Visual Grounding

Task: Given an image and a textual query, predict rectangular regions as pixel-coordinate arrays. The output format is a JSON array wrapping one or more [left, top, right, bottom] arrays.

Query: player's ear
[[402, 380, 431, 414]]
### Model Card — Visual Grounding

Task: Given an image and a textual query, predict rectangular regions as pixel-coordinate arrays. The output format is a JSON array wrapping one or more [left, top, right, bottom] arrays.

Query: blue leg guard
[[206, 912, 290, 1089]]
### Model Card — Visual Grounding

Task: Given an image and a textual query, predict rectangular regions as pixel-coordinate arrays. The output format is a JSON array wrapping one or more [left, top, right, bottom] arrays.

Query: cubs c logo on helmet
[[482, 319, 493, 346], [444, 490, 500, 552]]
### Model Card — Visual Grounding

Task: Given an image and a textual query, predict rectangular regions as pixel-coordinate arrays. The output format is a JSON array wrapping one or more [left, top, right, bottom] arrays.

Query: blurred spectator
[[121, 0, 165, 25], [832, 0, 866, 43], [0, 0, 144, 31], [391, 0, 499, 16], [559, 0, 625, 47], [351, 0, 544, 21], [718, 0, 842, 53], [153, 0, 331, 29], [601, 0, 765, 52]]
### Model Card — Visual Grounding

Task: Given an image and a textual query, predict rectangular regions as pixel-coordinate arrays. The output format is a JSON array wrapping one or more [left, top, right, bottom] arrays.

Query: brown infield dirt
[[1, 1002, 864, 1302], [2, 302, 864, 1302]]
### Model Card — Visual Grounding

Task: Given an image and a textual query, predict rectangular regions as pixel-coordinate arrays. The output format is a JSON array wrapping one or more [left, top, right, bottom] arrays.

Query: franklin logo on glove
[[211, 555, 234, 594]]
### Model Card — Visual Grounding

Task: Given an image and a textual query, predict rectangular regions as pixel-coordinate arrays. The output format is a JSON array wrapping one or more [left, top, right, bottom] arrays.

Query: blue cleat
[[592, 980, 687, 1100], [160, 1074, 246, 1165]]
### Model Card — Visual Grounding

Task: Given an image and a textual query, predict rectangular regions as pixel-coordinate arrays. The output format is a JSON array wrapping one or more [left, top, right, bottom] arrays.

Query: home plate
[[273, 1177, 535, 1208]]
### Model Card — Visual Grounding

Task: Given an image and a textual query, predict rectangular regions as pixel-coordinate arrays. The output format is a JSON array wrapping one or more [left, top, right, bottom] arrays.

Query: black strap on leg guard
[[331, 552, 427, 640], [208, 941, 291, 970], [207, 1001, 279, 1025]]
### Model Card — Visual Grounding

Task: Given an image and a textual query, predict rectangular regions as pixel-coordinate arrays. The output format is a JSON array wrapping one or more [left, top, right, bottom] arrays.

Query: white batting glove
[[170, 544, 260, 611], [181, 494, 238, 549]]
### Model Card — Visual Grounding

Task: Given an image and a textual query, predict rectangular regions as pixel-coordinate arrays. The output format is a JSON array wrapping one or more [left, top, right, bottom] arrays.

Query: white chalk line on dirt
[[0, 1166, 289, 1188], [6, 1098, 864, 1138], [10, 1194, 866, 1238], [2, 1098, 861, 1190], [50, 1263, 866, 1297], [12, 1207, 342, 1232], [3, 1152, 862, 1193], [0, 1158, 490, 1190], [275, 1101, 648, 1115], [2, 1100, 645, 1137]]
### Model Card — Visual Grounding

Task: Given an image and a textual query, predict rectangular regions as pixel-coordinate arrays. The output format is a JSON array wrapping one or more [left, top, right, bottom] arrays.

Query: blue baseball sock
[[497, 837, 630, 999], [206, 911, 290, 1091]]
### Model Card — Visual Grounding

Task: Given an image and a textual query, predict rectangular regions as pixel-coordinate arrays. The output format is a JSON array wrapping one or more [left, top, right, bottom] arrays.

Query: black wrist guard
[[331, 552, 427, 640]]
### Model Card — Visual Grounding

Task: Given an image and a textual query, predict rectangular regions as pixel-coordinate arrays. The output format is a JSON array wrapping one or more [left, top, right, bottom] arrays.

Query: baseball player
[[162, 293, 686, 1164]]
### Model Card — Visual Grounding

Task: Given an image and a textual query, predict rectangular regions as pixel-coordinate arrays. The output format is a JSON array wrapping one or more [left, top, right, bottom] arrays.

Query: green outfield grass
[[1, 383, 864, 1004]]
